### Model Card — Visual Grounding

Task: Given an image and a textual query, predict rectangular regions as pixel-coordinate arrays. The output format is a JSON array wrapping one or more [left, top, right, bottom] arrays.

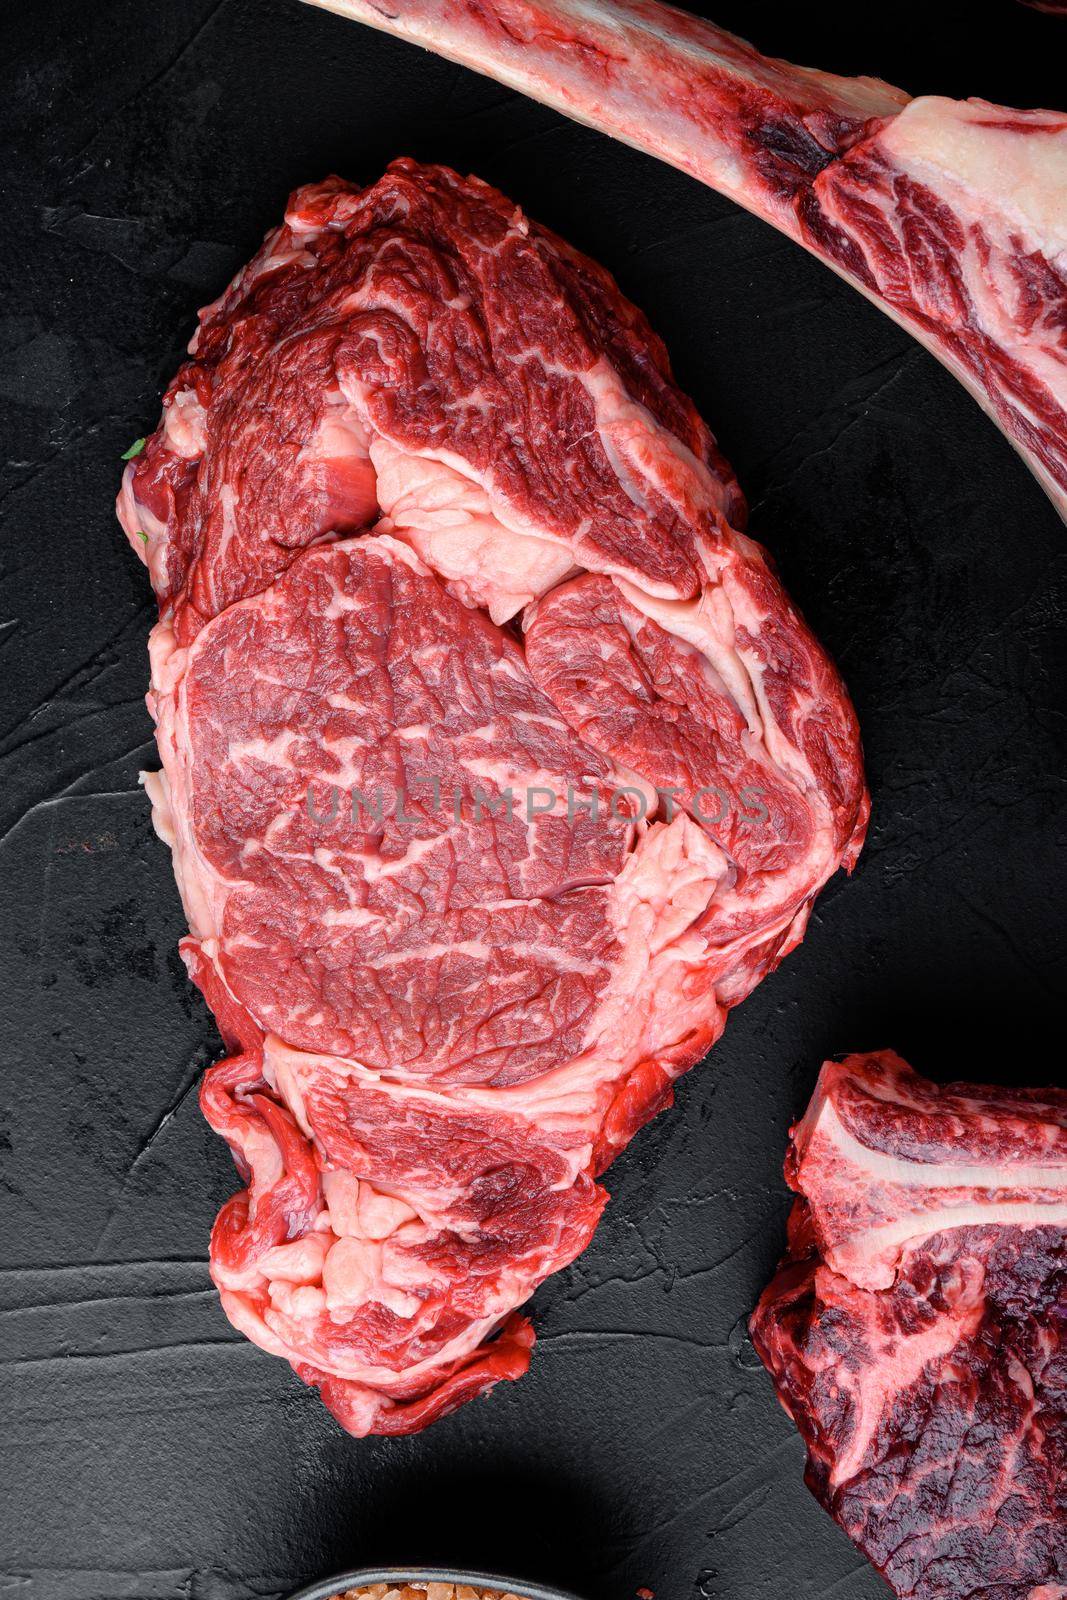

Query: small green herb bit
[[121, 436, 146, 460], [134, 529, 149, 545]]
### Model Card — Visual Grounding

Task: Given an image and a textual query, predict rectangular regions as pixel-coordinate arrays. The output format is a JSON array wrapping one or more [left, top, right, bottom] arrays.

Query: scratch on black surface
[[597, 1443, 796, 1572], [447, 84, 533, 123], [7, 1385, 292, 1443], [538, 1327, 728, 1351], [0, 1567, 196, 1598], [701, 1435, 801, 1503], [629, 208, 752, 259], [553, 1259, 670, 1305], [813, 1558, 881, 1599], [0, 784, 144, 858], [59, 0, 234, 180], [0, 1565, 293, 1600], [0, 600, 153, 746], [481, 121, 574, 159], [6, 1337, 248, 1370], [750, 346, 921, 509], [751, 413, 866, 513], [954, 891, 1059, 998], [0, 1257, 209, 1305], [0, 407, 147, 514], [0, 1257, 207, 1277], [3, 1286, 216, 1318], [667, 1225, 766, 1281], [638, 1391, 714, 1454], [0, 700, 147, 778], [33, 804, 57, 988], [712, 1481, 773, 1535], [91, 1050, 213, 1258]]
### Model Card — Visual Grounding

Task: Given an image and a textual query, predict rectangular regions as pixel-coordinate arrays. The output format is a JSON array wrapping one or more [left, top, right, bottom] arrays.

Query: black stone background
[[2, 3, 1065, 1598]]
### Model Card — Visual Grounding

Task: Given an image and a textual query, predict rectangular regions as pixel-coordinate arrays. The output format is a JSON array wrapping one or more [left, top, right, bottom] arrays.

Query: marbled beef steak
[[752, 1051, 1066, 1600], [118, 160, 867, 1434]]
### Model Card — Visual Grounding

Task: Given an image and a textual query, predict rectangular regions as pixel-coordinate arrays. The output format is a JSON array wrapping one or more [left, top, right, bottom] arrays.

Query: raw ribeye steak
[[118, 160, 868, 1434], [751, 1051, 1066, 1600]]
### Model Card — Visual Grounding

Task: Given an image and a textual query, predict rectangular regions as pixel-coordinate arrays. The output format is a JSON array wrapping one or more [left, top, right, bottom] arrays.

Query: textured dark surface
[[1, 4, 1064, 1599]]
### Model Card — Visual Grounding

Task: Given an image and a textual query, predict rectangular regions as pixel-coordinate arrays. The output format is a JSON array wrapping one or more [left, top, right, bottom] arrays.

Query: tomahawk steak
[[305, 0, 1067, 521], [118, 161, 867, 1434], [751, 1051, 1067, 1600]]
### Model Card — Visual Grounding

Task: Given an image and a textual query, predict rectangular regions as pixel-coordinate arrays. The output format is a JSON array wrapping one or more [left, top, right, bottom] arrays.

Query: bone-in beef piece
[[306, 0, 1067, 520], [751, 1051, 1067, 1600]]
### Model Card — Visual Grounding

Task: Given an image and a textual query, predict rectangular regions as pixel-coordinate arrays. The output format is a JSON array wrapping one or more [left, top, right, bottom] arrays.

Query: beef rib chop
[[751, 1051, 1067, 1600], [304, 0, 1067, 522], [118, 160, 867, 1434]]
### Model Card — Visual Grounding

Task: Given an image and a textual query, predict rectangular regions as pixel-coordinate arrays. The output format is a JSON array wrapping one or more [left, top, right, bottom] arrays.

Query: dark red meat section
[[751, 1051, 1066, 1600]]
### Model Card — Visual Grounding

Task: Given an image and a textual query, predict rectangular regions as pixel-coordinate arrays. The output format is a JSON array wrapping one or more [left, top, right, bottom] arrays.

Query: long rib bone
[[304, 0, 1067, 519]]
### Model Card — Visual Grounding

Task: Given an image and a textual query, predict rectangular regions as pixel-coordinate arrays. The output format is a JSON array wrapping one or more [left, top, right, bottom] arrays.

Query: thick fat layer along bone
[[788, 1050, 1067, 1289], [304, 0, 1067, 520]]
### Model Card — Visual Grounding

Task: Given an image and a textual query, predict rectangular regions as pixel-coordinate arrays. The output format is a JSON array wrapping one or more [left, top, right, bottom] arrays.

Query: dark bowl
[[287, 1570, 584, 1600]]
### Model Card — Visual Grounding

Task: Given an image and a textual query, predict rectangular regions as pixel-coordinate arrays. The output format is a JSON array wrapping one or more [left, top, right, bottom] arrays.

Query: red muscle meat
[[306, 0, 1067, 522], [751, 1051, 1067, 1600], [118, 161, 867, 1434]]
